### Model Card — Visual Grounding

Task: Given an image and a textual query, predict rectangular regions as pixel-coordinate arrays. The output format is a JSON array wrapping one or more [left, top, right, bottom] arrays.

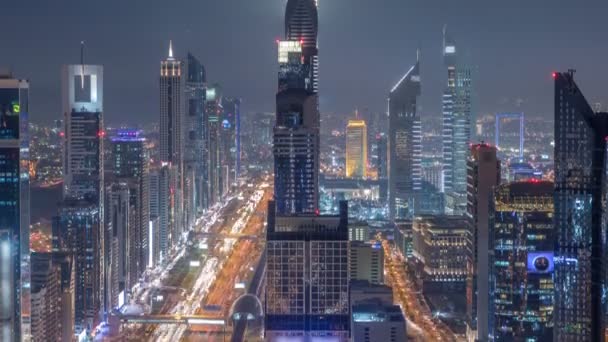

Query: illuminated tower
[[160, 40, 184, 239], [274, 40, 319, 214], [285, 0, 318, 93], [491, 181, 554, 341], [205, 85, 222, 205], [553, 70, 608, 341], [465, 143, 500, 342], [184, 53, 207, 213], [441, 26, 473, 215], [0, 72, 30, 342], [346, 118, 367, 179], [388, 56, 421, 220]]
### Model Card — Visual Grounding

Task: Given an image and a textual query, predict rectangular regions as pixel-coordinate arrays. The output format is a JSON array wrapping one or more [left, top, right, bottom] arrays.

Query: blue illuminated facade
[[491, 181, 554, 341], [553, 70, 608, 341], [0, 75, 30, 342]]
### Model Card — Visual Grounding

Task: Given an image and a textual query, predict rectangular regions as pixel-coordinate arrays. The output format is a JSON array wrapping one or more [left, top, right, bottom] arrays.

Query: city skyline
[[1, 0, 607, 125]]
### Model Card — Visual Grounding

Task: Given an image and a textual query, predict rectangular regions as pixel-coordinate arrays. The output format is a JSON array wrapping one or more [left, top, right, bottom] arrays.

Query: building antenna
[[80, 41, 85, 89]]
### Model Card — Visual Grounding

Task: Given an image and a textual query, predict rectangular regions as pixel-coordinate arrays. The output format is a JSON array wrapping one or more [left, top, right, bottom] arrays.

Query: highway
[[382, 238, 457, 342]]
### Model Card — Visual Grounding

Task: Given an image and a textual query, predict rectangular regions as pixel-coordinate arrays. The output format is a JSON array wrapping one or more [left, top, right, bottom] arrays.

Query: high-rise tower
[[465, 143, 500, 342], [346, 118, 368, 179], [441, 26, 473, 215], [184, 53, 207, 214], [553, 70, 608, 341], [388, 57, 422, 220], [285, 0, 319, 93], [274, 40, 319, 214], [0, 72, 30, 342], [160, 41, 184, 239], [491, 180, 554, 341]]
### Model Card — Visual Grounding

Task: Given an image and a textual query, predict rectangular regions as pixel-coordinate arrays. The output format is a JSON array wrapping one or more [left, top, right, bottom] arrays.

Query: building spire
[[168, 40, 174, 59], [80, 41, 85, 89]]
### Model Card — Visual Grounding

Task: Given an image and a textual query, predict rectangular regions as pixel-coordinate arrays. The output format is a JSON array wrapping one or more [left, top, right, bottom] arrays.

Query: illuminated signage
[[527, 252, 554, 274], [278, 40, 302, 63], [12, 103, 19, 113], [189, 260, 201, 267], [206, 88, 216, 101], [444, 46, 455, 54]]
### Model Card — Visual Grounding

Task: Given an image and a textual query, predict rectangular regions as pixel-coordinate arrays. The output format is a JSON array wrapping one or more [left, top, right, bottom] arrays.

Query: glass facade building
[[388, 58, 421, 220], [274, 40, 319, 215], [265, 201, 350, 340], [441, 26, 473, 215], [0, 74, 30, 342], [553, 70, 608, 341], [52, 201, 101, 336], [346, 119, 368, 179], [491, 181, 554, 341], [185, 53, 206, 226]]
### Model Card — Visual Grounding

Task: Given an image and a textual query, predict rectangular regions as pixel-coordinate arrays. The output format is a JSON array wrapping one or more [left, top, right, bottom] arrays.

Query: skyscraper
[[160, 41, 184, 239], [0, 72, 30, 342], [61, 64, 104, 203], [285, 0, 319, 93], [265, 201, 350, 340], [52, 201, 101, 336], [388, 56, 421, 220], [346, 118, 368, 179], [111, 129, 149, 281], [465, 144, 500, 342], [149, 163, 172, 263], [274, 39, 319, 214], [553, 70, 608, 341], [221, 96, 241, 188], [106, 182, 130, 308], [441, 26, 473, 215], [491, 180, 554, 341], [184, 53, 207, 214], [205, 85, 222, 205]]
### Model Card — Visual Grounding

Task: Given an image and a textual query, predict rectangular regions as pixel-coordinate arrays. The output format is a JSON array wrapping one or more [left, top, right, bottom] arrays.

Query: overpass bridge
[[118, 314, 225, 326]]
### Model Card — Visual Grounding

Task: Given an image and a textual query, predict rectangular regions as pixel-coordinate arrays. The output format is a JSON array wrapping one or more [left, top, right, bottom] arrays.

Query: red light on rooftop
[[275, 39, 280, 44], [97, 130, 106, 138], [59, 132, 65, 137], [552, 72, 557, 79], [300, 39, 304, 45], [315, 209, 320, 216]]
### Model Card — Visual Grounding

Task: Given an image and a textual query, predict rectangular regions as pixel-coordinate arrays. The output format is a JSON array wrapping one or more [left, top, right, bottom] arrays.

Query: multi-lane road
[[382, 238, 457, 342]]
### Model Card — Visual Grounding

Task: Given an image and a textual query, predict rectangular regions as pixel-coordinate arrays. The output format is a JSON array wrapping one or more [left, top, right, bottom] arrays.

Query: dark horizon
[[2, 0, 607, 125]]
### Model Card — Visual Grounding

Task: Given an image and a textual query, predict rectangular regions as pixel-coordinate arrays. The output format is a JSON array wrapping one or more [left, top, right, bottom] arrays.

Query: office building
[[205, 85, 222, 205], [388, 56, 421, 219], [491, 181, 554, 341], [350, 241, 384, 285], [411, 216, 467, 292], [30, 253, 61, 342], [352, 299, 406, 342], [221, 96, 241, 186], [553, 70, 608, 341], [106, 183, 130, 308], [274, 39, 319, 214], [52, 201, 102, 336], [0, 72, 30, 342], [375, 133, 387, 178], [441, 26, 473, 215], [149, 163, 172, 263], [394, 220, 413, 260], [185, 52, 207, 217], [466, 144, 500, 342], [285, 0, 319, 93], [350, 280, 394, 307], [61, 64, 104, 204], [159, 41, 184, 239], [346, 119, 368, 179], [265, 201, 350, 340], [349, 220, 369, 242], [111, 130, 149, 280]]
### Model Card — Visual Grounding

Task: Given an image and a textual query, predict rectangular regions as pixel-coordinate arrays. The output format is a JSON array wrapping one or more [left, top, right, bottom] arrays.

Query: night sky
[[1, 0, 607, 125]]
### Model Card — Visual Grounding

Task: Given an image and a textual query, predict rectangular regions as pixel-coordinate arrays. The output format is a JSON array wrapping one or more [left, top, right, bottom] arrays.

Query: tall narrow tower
[[388, 57, 422, 220], [0, 71, 30, 342], [160, 41, 184, 240], [285, 0, 319, 93], [553, 70, 608, 341], [441, 26, 473, 215]]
